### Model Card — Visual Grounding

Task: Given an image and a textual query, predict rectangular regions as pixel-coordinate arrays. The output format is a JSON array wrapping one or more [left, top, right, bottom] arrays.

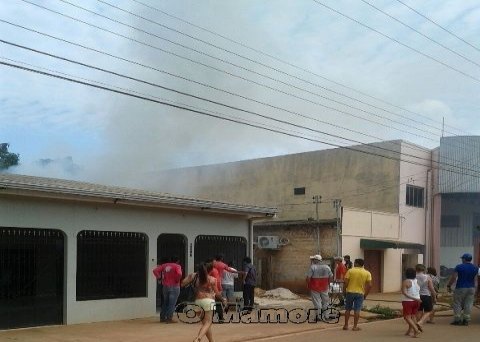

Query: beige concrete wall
[[0, 196, 251, 325], [398, 142, 431, 246], [342, 207, 400, 240], [383, 249, 402, 292], [153, 141, 403, 221], [341, 207, 424, 292]]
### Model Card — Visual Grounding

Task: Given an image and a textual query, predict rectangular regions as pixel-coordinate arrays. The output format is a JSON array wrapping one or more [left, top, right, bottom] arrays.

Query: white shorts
[[194, 298, 215, 312]]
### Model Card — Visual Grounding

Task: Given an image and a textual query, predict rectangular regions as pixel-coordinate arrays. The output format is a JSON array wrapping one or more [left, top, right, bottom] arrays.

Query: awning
[[360, 238, 424, 251]]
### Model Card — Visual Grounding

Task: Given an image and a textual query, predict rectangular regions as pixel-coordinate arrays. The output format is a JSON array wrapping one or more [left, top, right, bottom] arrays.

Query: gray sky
[[1, 0, 479, 188]]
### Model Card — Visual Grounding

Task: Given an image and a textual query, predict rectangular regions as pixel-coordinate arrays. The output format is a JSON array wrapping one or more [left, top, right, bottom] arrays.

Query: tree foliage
[[0, 143, 20, 170]]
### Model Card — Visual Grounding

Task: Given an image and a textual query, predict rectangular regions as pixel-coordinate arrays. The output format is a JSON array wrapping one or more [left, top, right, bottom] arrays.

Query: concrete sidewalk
[[0, 293, 471, 342]]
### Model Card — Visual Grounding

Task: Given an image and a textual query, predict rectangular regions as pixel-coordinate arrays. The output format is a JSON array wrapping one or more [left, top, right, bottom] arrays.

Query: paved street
[[0, 305, 478, 342]]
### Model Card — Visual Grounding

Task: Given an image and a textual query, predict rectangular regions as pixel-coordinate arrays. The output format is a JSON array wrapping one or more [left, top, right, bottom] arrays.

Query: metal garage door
[[0, 228, 64, 329]]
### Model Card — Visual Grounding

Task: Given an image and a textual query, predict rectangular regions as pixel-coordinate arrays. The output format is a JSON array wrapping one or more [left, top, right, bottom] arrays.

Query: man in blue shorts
[[343, 258, 372, 331]]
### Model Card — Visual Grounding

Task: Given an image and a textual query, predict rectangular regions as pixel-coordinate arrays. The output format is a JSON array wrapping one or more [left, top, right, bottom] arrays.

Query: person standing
[[447, 253, 479, 326], [401, 268, 422, 337], [334, 256, 347, 305], [242, 257, 257, 312], [343, 258, 372, 331], [182, 262, 226, 342], [152, 256, 182, 323], [221, 261, 238, 303], [212, 254, 240, 322], [426, 267, 440, 324], [306, 254, 333, 321], [343, 255, 353, 270], [415, 264, 436, 326], [153, 256, 169, 314]]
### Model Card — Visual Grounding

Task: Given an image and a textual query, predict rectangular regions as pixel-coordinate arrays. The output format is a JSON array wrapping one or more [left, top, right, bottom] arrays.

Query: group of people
[[306, 254, 372, 331], [401, 252, 479, 338], [152, 254, 257, 342], [307, 252, 479, 336]]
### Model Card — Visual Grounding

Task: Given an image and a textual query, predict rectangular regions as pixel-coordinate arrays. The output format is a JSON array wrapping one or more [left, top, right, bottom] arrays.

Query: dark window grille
[[294, 187, 306, 195], [76, 230, 148, 301], [194, 235, 247, 291], [406, 185, 424, 208]]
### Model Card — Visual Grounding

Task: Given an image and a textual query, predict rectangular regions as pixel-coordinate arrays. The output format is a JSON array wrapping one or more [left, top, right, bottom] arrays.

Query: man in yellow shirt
[[343, 258, 372, 331]]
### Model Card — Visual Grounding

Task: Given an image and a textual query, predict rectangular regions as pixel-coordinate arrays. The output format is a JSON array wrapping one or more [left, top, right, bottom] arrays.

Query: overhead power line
[[0, 19, 473, 167], [0, 40, 439, 168], [44, 0, 479, 155], [29, 0, 448, 142], [311, 0, 480, 84], [394, 0, 480, 54], [95, 0, 453, 138], [2, 57, 480, 180], [360, 0, 480, 69], [0, 19, 446, 158], [128, 0, 469, 136], [4, 3, 477, 159]]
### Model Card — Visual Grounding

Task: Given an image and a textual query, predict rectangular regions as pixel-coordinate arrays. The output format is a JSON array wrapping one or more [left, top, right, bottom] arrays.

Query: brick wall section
[[254, 221, 336, 294]]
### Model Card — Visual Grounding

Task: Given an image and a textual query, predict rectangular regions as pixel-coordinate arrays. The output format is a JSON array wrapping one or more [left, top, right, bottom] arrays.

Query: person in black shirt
[[343, 255, 353, 270]]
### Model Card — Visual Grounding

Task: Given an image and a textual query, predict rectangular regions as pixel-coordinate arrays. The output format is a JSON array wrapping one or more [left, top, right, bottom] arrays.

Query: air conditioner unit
[[257, 236, 280, 249]]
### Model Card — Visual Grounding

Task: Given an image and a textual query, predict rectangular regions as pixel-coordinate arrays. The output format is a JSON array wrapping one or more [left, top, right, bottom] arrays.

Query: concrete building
[[155, 140, 432, 293], [0, 174, 276, 329]]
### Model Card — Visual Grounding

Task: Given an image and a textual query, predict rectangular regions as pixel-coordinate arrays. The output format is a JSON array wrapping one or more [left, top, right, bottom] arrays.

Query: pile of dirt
[[260, 288, 300, 300]]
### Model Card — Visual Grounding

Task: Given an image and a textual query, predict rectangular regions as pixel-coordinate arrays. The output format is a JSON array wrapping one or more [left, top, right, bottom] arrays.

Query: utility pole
[[333, 199, 342, 257], [312, 195, 322, 254]]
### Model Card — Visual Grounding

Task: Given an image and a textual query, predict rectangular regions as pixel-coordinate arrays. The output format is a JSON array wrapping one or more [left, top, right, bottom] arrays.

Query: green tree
[[0, 143, 20, 170]]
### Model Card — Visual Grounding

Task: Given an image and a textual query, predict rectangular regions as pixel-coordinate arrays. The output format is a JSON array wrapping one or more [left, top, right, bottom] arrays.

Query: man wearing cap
[[306, 254, 333, 321], [447, 253, 479, 326]]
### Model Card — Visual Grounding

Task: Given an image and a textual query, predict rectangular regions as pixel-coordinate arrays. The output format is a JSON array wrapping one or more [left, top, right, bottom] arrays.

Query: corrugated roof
[[0, 173, 277, 217]]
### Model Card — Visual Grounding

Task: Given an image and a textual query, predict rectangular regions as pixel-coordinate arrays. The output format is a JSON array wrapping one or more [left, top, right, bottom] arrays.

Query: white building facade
[[0, 174, 276, 329]]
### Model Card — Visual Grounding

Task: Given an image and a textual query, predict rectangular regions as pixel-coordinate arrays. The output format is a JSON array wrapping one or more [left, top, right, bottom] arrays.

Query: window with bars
[[76, 230, 148, 301], [406, 185, 424, 208]]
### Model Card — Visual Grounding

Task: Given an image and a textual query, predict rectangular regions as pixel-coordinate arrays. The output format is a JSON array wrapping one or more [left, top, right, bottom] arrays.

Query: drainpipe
[[425, 169, 431, 265], [248, 219, 254, 259]]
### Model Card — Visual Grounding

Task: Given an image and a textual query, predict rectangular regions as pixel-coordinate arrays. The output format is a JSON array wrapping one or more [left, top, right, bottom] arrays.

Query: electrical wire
[[29, 0, 480, 156], [20, 0, 454, 143], [128, 0, 470, 136], [0, 40, 457, 174], [2, 20, 457, 164], [2, 57, 480, 179], [311, 0, 480, 83], [394, 0, 480, 54], [360, 0, 480, 69], [96, 0, 457, 138]]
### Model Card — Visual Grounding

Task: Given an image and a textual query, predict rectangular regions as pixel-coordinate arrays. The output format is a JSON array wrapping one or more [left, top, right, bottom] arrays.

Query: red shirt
[[335, 263, 347, 281], [152, 262, 182, 287], [213, 260, 235, 279], [309, 278, 329, 292], [209, 267, 222, 292]]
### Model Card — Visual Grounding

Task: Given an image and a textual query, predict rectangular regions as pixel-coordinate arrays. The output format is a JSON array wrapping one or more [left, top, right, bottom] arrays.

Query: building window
[[406, 185, 424, 208], [294, 187, 306, 195], [76, 230, 148, 301]]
